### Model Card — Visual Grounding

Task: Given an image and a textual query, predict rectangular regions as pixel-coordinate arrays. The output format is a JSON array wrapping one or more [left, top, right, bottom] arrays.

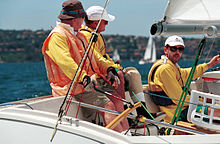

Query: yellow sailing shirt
[[79, 26, 122, 75], [148, 56, 209, 122]]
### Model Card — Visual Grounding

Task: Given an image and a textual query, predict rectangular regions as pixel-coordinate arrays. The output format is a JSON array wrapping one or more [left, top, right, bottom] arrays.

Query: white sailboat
[[0, 0, 220, 143], [112, 48, 120, 63], [138, 35, 156, 65]]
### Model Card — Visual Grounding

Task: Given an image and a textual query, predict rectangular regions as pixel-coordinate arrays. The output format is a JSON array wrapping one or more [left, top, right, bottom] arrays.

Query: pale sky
[[0, 0, 169, 36]]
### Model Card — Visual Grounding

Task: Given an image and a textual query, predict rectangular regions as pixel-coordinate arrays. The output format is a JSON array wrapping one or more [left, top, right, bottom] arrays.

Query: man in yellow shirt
[[148, 35, 220, 123], [80, 6, 165, 123], [42, 0, 129, 133]]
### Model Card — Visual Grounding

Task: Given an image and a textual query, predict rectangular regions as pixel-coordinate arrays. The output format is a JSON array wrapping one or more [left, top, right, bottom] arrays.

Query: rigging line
[[75, 92, 84, 118], [64, 48, 92, 117], [50, 0, 111, 142], [205, 38, 216, 63], [63, 62, 86, 116], [67, 51, 92, 118], [71, 100, 206, 135], [0, 102, 33, 110], [175, 37, 206, 121], [128, 87, 155, 120], [80, 36, 111, 85], [168, 37, 206, 135], [145, 92, 220, 111], [94, 86, 132, 105]]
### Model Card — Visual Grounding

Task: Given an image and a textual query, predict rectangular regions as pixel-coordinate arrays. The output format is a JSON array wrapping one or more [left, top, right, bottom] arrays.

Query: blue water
[[0, 60, 217, 104], [0, 62, 51, 104]]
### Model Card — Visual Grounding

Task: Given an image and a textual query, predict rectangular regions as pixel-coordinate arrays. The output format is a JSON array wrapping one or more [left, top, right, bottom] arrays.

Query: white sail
[[112, 48, 120, 63], [151, 0, 220, 36], [139, 35, 156, 64], [165, 0, 220, 24], [143, 35, 153, 61], [151, 41, 156, 62]]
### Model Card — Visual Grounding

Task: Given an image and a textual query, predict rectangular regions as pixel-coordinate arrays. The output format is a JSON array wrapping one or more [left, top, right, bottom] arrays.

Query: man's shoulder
[[50, 32, 66, 40], [153, 59, 173, 68], [79, 29, 92, 37], [80, 26, 93, 34], [155, 62, 175, 75]]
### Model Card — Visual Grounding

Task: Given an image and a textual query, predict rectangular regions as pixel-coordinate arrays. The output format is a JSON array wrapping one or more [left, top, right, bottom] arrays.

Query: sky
[[0, 0, 169, 37]]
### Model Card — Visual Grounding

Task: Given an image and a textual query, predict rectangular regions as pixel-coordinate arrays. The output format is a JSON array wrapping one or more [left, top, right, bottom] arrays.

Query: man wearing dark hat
[[42, 0, 128, 133]]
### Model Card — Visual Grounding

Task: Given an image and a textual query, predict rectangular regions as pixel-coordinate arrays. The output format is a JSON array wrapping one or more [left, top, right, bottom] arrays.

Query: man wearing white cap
[[148, 35, 220, 123], [79, 6, 166, 131]]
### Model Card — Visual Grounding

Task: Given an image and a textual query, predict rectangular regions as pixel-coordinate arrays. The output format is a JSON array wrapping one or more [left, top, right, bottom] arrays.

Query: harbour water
[[0, 60, 215, 104]]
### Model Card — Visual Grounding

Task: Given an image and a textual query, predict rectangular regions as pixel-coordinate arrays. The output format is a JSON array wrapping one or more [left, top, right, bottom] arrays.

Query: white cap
[[86, 6, 115, 22], [165, 35, 185, 47]]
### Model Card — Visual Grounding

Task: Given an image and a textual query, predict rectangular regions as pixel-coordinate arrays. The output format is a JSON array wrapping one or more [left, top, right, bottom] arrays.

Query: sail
[[151, 41, 156, 62], [151, 0, 220, 36], [112, 48, 120, 63], [143, 35, 153, 61], [139, 35, 156, 64], [165, 0, 220, 24]]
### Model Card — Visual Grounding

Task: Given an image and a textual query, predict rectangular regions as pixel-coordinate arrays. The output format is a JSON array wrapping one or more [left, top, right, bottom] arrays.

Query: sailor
[[42, 0, 127, 133], [79, 6, 165, 123], [148, 35, 220, 123]]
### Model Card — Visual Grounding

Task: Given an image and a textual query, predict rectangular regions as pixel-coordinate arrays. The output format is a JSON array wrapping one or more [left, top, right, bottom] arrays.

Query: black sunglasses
[[169, 46, 184, 53]]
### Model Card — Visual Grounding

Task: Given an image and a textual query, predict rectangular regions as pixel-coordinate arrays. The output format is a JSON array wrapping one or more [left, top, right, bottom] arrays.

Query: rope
[[167, 37, 206, 135], [71, 100, 206, 135], [145, 91, 220, 111], [0, 102, 33, 110], [205, 38, 216, 63], [128, 87, 155, 120]]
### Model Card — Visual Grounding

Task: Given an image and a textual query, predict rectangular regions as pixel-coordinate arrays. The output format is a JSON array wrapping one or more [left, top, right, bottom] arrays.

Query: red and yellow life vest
[[42, 26, 100, 97]]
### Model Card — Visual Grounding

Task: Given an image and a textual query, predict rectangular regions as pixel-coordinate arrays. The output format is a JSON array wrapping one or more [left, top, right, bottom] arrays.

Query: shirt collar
[[56, 21, 77, 35], [161, 55, 179, 67], [81, 25, 100, 34]]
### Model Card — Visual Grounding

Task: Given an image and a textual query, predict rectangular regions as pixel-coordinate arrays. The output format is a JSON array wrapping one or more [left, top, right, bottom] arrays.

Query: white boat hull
[[1, 106, 220, 144], [0, 71, 220, 143]]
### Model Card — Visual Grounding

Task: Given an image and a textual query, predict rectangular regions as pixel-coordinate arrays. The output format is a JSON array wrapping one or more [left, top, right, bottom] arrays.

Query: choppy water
[[0, 60, 216, 104]]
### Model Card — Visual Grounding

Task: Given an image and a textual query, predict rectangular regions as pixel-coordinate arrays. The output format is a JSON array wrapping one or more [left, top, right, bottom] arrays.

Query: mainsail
[[139, 35, 156, 64], [151, 0, 220, 36]]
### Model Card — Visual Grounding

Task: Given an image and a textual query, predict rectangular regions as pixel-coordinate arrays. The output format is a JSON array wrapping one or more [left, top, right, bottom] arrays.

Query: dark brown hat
[[58, 0, 86, 20]]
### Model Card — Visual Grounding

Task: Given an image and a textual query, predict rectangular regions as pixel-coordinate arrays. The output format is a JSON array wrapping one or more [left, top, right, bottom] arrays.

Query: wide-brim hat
[[86, 6, 115, 22], [165, 35, 185, 47], [58, 0, 86, 20]]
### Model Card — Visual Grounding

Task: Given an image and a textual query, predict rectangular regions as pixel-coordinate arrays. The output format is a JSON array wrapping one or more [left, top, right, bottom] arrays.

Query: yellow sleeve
[[92, 42, 122, 73], [155, 64, 190, 106], [45, 32, 87, 82], [180, 63, 209, 81], [80, 30, 123, 74]]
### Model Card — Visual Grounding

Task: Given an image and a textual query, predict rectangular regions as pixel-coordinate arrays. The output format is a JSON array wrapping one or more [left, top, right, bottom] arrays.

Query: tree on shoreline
[[0, 29, 218, 62]]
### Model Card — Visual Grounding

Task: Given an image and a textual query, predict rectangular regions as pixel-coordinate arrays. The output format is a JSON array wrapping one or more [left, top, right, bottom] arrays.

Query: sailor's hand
[[107, 67, 120, 89], [81, 75, 97, 92], [207, 54, 220, 68]]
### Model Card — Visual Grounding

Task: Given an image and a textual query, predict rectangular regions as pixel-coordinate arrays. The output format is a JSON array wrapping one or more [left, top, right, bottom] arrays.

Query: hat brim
[[58, 13, 86, 20], [103, 14, 115, 22], [88, 14, 115, 22]]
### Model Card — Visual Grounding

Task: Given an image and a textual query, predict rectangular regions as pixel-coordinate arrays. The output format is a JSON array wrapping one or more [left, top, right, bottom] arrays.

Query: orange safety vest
[[42, 26, 100, 97]]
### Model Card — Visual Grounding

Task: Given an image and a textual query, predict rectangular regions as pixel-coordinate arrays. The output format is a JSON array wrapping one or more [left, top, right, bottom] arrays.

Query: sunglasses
[[169, 46, 184, 53]]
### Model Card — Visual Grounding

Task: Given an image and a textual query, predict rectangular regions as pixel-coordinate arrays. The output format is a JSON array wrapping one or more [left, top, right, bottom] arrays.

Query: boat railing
[[187, 90, 220, 131]]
